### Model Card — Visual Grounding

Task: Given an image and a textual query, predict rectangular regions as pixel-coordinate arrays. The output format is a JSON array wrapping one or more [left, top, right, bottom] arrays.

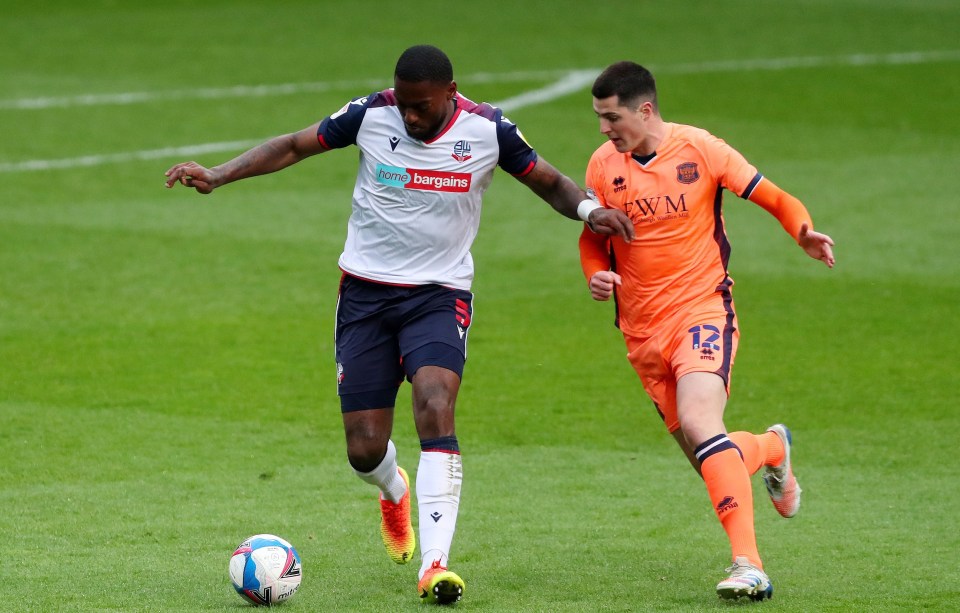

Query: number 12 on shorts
[[688, 325, 721, 351]]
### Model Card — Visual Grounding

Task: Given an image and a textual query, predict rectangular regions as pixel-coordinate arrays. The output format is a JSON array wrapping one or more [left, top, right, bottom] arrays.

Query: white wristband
[[577, 199, 603, 222]]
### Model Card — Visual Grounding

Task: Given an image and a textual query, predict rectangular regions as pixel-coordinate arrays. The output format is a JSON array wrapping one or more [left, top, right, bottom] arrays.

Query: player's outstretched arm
[[164, 123, 326, 194], [747, 179, 835, 268], [516, 158, 634, 242], [798, 222, 836, 268]]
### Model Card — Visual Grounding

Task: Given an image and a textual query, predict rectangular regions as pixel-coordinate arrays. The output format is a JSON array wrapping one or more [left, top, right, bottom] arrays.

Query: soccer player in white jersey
[[165, 45, 634, 604]]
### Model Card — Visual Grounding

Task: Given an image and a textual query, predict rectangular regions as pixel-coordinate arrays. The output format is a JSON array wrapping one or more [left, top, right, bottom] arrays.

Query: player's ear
[[640, 100, 653, 119], [447, 80, 458, 100]]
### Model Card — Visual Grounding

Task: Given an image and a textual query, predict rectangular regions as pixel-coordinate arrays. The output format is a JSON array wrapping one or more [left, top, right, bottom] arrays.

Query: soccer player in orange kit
[[578, 61, 835, 601]]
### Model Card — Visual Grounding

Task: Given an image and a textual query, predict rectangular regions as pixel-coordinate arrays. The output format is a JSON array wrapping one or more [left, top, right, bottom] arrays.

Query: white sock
[[416, 450, 462, 578], [353, 439, 407, 503]]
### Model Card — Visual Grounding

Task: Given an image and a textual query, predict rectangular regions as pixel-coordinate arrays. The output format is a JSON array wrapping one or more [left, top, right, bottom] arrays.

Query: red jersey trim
[[339, 270, 460, 291], [512, 159, 536, 177], [424, 106, 463, 144], [340, 270, 418, 288]]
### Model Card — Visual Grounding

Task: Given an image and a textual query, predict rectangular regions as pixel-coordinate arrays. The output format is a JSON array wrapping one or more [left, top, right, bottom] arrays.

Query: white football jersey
[[317, 90, 538, 290]]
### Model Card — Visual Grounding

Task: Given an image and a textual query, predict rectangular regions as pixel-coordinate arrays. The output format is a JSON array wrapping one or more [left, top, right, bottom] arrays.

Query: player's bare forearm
[[516, 158, 582, 219], [516, 159, 635, 241], [164, 124, 324, 193], [211, 135, 303, 185]]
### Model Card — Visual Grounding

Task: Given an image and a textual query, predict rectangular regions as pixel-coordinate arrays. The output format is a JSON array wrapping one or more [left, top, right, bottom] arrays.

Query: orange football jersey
[[581, 122, 802, 338]]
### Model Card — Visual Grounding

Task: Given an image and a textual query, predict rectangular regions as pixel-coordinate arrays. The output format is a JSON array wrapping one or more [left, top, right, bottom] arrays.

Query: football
[[229, 534, 302, 606]]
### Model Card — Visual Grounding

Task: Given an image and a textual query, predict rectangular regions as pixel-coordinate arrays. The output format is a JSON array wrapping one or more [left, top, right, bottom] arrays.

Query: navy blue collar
[[632, 151, 657, 166]]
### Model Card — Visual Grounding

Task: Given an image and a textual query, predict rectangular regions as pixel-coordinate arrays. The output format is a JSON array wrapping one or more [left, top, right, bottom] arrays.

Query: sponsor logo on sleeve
[[502, 115, 531, 147], [330, 96, 367, 120], [375, 164, 471, 192]]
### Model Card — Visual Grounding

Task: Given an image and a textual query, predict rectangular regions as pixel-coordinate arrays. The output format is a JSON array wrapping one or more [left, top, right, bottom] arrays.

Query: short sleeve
[[700, 132, 760, 198], [317, 92, 381, 150], [495, 113, 538, 177]]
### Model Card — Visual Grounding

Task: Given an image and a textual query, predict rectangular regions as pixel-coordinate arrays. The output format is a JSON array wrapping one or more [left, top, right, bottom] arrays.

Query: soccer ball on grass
[[229, 534, 302, 606]]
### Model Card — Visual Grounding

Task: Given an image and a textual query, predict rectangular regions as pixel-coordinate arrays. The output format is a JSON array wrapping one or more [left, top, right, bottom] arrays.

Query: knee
[[344, 422, 388, 472], [678, 417, 724, 450]]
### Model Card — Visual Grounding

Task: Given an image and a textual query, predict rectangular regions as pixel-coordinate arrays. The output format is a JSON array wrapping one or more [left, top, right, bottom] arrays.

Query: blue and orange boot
[[763, 424, 802, 518]]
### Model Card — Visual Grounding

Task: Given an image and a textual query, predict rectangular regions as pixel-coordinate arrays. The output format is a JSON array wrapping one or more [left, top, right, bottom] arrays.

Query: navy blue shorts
[[335, 275, 474, 412]]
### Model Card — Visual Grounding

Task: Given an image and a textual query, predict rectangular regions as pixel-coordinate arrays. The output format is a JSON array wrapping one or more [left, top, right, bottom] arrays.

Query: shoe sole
[[764, 424, 800, 518], [419, 571, 464, 604], [717, 584, 774, 601]]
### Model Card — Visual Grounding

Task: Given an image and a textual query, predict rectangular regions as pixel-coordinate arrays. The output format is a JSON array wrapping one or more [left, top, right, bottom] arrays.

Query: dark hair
[[394, 45, 454, 83], [591, 61, 657, 110]]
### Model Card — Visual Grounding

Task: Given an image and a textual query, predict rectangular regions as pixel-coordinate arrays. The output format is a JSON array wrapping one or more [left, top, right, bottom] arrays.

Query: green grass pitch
[[1, 1, 958, 610]]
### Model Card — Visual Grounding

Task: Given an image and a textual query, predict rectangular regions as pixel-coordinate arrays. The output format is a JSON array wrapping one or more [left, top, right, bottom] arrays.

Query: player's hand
[[589, 271, 622, 301], [798, 222, 836, 268], [164, 161, 220, 194], [588, 208, 634, 242]]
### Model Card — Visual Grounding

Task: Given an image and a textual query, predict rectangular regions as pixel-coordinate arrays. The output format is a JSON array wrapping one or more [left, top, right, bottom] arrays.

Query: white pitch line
[[0, 73, 604, 174], [0, 81, 378, 111], [0, 70, 580, 111], [658, 49, 960, 74], [0, 140, 265, 173], [493, 69, 599, 112], [2, 50, 958, 174]]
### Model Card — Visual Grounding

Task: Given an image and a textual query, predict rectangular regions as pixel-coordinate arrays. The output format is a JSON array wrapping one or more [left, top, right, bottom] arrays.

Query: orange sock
[[728, 431, 785, 476], [697, 437, 762, 569]]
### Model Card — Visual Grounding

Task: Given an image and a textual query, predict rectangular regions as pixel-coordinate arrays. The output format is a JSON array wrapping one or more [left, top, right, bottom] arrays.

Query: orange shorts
[[624, 291, 739, 433]]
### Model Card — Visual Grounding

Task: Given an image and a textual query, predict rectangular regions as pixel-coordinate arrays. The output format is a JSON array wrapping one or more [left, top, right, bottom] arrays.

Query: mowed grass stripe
[[3, 49, 958, 111], [3, 49, 959, 173]]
